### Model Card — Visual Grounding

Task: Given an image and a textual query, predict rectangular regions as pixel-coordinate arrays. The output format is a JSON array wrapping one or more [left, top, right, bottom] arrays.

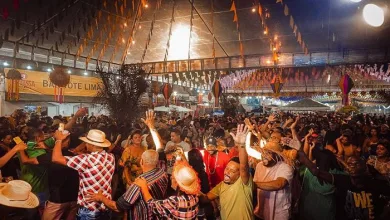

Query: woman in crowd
[[119, 129, 145, 188], [0, 132, 19, 180], [367, 140, 390, 179], [363, 127, 380, 158]]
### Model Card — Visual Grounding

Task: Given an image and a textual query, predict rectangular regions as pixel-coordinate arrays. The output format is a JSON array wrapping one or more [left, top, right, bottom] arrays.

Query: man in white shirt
[[164, 129, 190, 152], [253, 142, 294, 220]]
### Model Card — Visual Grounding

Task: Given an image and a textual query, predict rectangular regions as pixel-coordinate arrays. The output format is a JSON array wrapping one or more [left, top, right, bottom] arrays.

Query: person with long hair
[[367, 140, 390, 179], [134, 161, 200, 219], [0, 132, 19, 180], [363, 127, 379, 157], [119, 129, 145, 187]]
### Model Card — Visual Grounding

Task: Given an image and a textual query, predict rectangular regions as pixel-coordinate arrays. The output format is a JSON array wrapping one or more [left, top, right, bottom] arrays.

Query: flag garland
[[188, 0, 194, 61], [164, 0, 176, 62], [210, 0, 216, 63], [141, 0, 163, 63], [121, 0, 146, 63], [256, 0, 281, 65], [276, 0, 308, 54], [230, 0, 244, 58]]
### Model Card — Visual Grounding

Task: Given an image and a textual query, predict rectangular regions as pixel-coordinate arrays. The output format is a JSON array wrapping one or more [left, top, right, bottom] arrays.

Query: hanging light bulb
[[363, 4, 385, 27], [251, 8, 256, 13]]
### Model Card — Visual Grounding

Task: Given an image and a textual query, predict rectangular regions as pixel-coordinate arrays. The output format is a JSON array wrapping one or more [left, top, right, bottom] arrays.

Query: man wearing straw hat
[[0, 180, 40, 219], [52, 129, 115, 220], [200, 124, 254, 220]]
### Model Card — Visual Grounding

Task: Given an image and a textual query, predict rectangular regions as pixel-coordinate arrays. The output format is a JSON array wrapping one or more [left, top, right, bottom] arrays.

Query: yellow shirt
[[210, 176, 254, 220]]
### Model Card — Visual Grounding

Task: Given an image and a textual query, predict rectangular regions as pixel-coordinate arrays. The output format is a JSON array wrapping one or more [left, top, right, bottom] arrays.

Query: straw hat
[[172, 162, 200, 195], [79, 129, 111, 148], [0, 180, 39, 209]]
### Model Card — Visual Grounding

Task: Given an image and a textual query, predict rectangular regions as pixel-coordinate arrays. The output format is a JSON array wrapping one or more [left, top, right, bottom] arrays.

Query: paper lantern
[[49, 68, 70, 103], [270, 75, 284, 96], [6, 69, 22, 101], [338, 74, 354, 106], [161, 83, 172, 107], [208, 92, 212, 102], [212, 80, 222, 107]]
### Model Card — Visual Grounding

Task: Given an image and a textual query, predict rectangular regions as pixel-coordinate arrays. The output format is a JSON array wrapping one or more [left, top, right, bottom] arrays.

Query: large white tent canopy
[[280, 98, 330, 112], [154, 105, 193, 112]]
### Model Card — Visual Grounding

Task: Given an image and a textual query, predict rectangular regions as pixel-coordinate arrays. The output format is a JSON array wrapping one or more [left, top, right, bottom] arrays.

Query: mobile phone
[[13, 136, 23, 145], [58, 123, 65, 132]]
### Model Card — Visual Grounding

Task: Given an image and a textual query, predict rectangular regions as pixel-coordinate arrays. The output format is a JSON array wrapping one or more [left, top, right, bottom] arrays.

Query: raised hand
[[286, 118, 294, 125], [74, 108, 87, 118], [291, 115, 300, 129], [141, 110, 156, 129], [244, 118, 255, 131], [14, 142, 27, 151], [268, 114, 276, 122], [230, 124, 249, 146], [54, 130, 70, 141], [115, 134, 122, 143]]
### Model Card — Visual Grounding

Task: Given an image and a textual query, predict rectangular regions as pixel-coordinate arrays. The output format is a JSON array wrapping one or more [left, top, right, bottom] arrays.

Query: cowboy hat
[[79, 129, 111, 148], [172, 162, 200, 195], [0, 180, 39, 209]]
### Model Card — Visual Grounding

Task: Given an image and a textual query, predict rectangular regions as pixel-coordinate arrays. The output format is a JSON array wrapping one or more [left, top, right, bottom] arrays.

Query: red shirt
[[228, 147, 239, 159], [203, 151, 230, 188]]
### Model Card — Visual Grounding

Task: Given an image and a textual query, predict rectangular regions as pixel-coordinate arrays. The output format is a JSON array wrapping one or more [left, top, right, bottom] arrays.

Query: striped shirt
[[116, 168, 168, 220], [148, 194, 199, 219]]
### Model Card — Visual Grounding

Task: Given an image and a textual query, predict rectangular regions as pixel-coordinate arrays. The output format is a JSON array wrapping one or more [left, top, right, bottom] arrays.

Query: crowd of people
[[0, 107, 390, 220]]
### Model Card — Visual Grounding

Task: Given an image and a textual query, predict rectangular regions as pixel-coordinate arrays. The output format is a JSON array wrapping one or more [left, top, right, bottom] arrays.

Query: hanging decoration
[[212, 80, 223, 107], [276, 0, 308, 54], [188, 0, 194, 61], [164, 0, 176, 61], [198, 91, 203, 104], [49, 68, 70, 103], [256, 0, 281, 64], [121, 0, 147, 63], [208, 92, 212, 102], [230, 0, 244, 58], [6, 69, 22, 101], [270, 74, 284, 97], [338, 74, 354, 106], [141, 0, 162, 63], [211, 0, 216, 63], [151, 81, 160, 106], [161, 83, 172, 107]]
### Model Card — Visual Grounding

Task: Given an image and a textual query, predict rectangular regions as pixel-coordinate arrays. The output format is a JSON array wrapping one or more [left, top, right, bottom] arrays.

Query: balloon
[[270, 75, 284, 95], [161, 83, 172, 107], [212, 80, 222, 107]]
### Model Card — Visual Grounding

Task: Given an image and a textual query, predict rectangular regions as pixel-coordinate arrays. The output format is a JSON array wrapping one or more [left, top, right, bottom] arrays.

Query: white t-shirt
[[254, 161, 293, 220], [165, 141, 191, 152]]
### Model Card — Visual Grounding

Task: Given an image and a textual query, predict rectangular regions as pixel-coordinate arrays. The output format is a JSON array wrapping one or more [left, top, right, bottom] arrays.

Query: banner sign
[[4, 68, 103, 97]]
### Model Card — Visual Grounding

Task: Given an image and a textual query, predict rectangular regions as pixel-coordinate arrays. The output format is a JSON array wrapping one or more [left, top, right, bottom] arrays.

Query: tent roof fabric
[[280, 98, 330, 111]]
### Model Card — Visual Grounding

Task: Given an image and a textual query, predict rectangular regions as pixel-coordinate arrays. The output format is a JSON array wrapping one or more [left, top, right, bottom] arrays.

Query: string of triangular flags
[[141, 0, 163, 63], [256, 0, 281, 64], [121, 0, 147, 63], [164, 0, 176, 62], [188, 0, 194, 60], [276, 0, 308, 54], [210, 0, 216, 63], [230, 0, 244, 58]]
